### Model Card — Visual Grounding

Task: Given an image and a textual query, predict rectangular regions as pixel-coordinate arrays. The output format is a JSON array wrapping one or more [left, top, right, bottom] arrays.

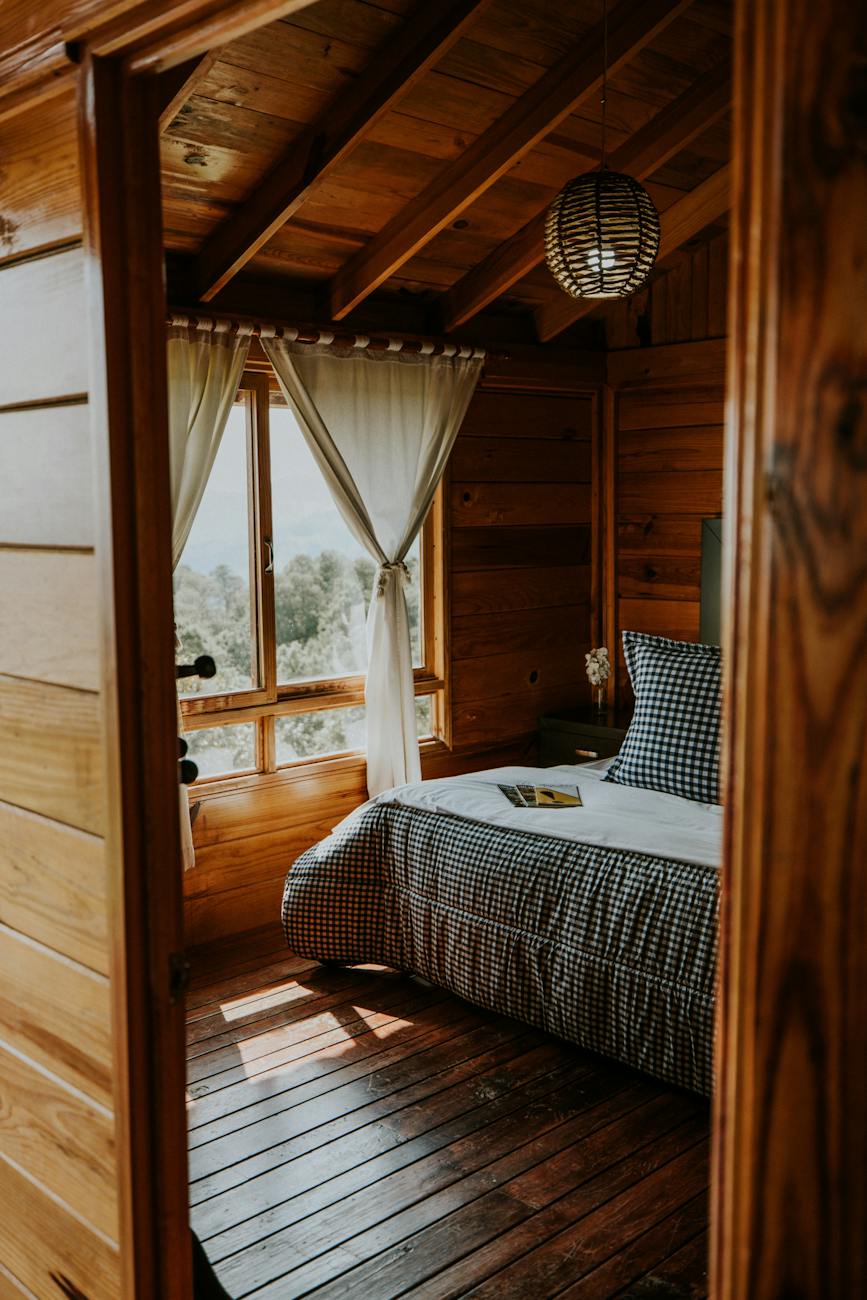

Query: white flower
[[585, 645, 611, 687]]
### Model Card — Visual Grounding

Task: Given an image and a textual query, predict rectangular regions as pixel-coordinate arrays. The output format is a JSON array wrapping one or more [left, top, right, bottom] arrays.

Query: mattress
[[282, 762, 720, 1094]]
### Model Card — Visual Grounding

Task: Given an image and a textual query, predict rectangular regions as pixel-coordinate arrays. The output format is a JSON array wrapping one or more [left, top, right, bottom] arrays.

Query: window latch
[[264, 536, 274, 574]]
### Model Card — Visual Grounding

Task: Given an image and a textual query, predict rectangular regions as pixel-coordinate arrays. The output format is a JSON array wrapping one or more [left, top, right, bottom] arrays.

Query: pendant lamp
[[545, 1, 660, 299]]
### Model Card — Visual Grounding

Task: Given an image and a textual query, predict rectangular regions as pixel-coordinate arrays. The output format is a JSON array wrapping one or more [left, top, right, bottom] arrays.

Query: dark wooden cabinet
[[538, 706, 632, 767]]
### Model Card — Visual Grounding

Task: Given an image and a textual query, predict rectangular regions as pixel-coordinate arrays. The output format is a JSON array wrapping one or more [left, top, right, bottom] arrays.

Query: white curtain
[[168, 319, 251, 867], [261, 336, 483, 795], [167, 319, 252, 568]]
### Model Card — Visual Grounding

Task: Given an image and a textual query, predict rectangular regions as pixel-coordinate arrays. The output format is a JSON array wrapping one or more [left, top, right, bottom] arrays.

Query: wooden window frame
[[178, 369, 447, 780]]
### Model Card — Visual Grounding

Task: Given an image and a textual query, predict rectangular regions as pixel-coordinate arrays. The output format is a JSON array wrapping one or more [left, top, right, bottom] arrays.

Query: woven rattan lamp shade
[[545, 168, 660, 299]]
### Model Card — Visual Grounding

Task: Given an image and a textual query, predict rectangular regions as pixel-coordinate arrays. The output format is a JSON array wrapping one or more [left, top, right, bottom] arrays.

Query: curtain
[[168, 319, 251, 867], [167, 319, 252, 568], [261, 336, 483, 796]]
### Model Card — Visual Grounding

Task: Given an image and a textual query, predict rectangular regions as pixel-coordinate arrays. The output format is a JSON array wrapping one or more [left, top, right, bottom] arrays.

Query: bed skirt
[[282, 800, 718, 1095]]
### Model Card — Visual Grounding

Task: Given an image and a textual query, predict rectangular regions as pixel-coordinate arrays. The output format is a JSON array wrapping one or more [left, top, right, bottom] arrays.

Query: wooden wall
[[449, 384, 594, 748], [590, 222, 729, 697], [603, 229, 729, 351], [0, 94, 122, 1296], [185, 356, 599, 946]]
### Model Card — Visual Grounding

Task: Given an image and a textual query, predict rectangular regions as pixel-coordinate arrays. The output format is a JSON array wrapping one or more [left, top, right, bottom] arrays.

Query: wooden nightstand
[[538, 706, 632, 767]]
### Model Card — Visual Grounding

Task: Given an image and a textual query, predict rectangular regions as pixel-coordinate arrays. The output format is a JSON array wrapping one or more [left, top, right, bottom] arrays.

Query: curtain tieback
[[376, 560, 409, 597]]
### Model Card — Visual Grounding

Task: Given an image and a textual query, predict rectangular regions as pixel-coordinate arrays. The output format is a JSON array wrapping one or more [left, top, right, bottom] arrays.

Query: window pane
[[185, 723, 256, 778], [173, 402, 257, 698], [415, 695, 433, 740], [269, 401, 423, 685], [275, 706, 366, 765]]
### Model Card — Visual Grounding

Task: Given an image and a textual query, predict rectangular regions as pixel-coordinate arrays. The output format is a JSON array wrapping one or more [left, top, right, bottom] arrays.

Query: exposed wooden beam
[[195, 0, 494, 302], [534, 162, 731, 343], [327, 0, 694, 322], [156, 49, 219, 134], [119, 1, 323, 74], [441, 59, 730, 332], [0, 1, 322, 120]]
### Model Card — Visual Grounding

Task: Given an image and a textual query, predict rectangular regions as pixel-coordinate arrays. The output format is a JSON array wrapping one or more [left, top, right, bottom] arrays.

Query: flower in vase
[[585, 646, 611, 688]]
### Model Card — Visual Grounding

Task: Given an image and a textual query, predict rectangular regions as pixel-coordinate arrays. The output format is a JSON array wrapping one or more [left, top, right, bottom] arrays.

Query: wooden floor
[[186, 926, 710, 1299]]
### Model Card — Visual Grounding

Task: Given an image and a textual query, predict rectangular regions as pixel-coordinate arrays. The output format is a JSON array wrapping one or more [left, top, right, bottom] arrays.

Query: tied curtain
[[261, 337, 484, 795], [168, 319, 251, 867]]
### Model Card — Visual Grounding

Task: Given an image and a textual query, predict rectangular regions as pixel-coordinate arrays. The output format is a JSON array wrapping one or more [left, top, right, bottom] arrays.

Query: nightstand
[[538, 706, 632, 767]]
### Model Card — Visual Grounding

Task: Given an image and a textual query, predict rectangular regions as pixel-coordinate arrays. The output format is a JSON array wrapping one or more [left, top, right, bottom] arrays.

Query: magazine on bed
[[498, 783, 583, 809]]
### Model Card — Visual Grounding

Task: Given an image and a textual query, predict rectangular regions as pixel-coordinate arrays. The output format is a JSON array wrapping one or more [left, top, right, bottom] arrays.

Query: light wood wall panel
[[0, 248, 88, 407], [0, 802, 108, 975], [185, 368, 599, 945], [0, 675, 104, 834], [0, 925, 113, 1107], [0, 550, 99, 690], [0, 95, 120, 1296], [0, 1042, 117, 1237], [0, 1154, 120, 1300], [0, 402, 93, 547]]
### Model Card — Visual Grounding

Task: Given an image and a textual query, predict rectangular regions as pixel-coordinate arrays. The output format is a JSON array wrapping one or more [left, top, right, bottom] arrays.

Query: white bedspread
[[373, 759, 722, 869]]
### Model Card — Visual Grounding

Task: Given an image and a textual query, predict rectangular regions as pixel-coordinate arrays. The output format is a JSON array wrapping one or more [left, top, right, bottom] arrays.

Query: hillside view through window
[[174, 400, 426, 773]]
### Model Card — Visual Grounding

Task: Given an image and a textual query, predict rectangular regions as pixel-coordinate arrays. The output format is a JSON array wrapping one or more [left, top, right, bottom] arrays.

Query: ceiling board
[[158, 0, 733, 338]]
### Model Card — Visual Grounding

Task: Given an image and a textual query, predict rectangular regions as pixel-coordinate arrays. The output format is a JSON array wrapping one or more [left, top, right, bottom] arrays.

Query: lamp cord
[[601, 0, 608, 169]]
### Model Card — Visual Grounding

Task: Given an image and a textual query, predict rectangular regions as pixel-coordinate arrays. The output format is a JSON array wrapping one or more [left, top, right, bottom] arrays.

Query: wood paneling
[[0, 1042, 117, 1237], [452, 564, 590, 615], [713, 0, 867, 1293], [0, 802, 108, 974], [0, 248, 87, 406], [0, 403, 93, 547], [0, 925, 113, 1106], [0, 93, 81, 259], [0, 1153, 120, 1300], [606, 340, 725, 697], [451, 480, 591, 527], [0, 550, 99, 690], [0, 96, 120, 1297], [603, 232, 729, 351], [449, 386, 595, 753], [0, 674, 103, 834]]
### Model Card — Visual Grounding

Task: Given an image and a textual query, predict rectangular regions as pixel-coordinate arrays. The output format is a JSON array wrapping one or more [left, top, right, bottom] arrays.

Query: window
[[175, 372, 445, 780]]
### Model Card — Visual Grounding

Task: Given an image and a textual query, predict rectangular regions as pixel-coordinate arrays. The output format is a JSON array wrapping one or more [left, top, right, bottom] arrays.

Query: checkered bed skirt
[[282, 801, 718, 1095]]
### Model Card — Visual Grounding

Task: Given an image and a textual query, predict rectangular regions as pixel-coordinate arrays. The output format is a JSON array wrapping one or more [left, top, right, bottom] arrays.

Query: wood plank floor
[[186, 925, 710, 1299]]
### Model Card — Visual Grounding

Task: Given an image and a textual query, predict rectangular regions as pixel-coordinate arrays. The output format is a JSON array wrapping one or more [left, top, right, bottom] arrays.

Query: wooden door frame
[[711, 0, 867, 1294], [80, 54, 192, 1298]]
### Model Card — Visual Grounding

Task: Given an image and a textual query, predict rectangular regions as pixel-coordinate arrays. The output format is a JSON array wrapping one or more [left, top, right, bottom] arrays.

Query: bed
[[281, 756, 720, 1095]]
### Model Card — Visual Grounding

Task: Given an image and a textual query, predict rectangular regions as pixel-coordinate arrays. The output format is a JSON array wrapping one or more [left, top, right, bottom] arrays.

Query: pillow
[[604, 631, 721, 804]]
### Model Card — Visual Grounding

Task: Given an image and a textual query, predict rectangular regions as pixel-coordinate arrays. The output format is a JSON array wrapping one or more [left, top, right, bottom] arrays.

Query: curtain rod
[[167, 311, 499, 360]]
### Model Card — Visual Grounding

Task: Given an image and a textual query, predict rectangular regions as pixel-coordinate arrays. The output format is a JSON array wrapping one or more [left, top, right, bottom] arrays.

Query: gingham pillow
[[604, 631, 721, 804]]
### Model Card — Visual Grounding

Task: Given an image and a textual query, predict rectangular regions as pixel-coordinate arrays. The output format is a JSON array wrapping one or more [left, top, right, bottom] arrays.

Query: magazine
[[498, 783, 583, 809]]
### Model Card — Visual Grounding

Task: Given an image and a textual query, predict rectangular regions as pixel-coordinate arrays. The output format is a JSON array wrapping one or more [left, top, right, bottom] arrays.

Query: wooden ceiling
[[160, 0, 732, 342]]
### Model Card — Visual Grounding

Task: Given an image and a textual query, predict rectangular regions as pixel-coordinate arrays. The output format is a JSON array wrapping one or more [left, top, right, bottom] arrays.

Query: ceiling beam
[[326, 0, 694, 322], [534, 161, 731, 342], [440, 59, 730, 331], [156, 49, 220, 133], [0, 0, 322, 124], [194, 0, 494, 302]]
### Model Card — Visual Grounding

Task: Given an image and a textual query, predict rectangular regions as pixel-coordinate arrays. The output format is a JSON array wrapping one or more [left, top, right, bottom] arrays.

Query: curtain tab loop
[[376, 560, 409, 597]]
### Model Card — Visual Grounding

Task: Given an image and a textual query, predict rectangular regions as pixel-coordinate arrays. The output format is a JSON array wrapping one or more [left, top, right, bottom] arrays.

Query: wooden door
[[712, 0, 867, 1295]]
